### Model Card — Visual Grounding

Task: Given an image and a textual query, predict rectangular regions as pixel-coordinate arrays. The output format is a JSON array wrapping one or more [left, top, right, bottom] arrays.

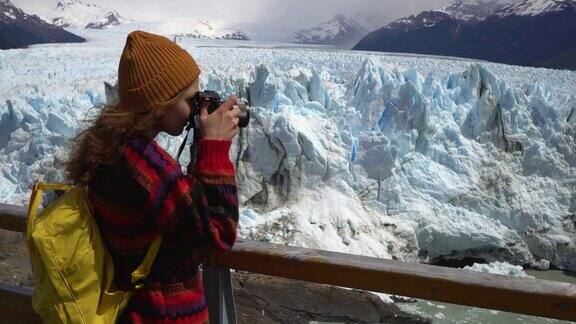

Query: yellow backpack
[[26, 183, 163, 323]]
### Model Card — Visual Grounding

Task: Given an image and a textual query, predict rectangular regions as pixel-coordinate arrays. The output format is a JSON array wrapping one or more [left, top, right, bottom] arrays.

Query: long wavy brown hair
[[65, 87, 189, 184]]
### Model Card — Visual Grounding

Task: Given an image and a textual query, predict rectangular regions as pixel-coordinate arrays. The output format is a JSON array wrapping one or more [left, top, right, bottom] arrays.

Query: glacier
[[1, 30, 575, 272], [460, 260, 536, 278]]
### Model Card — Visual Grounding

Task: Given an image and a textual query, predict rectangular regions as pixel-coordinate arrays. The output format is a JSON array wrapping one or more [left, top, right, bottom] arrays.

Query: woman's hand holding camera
[[199, 94, 240, 141]]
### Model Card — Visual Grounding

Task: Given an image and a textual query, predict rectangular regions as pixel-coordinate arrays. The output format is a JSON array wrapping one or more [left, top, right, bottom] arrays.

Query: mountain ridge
[[0, 0, 85, 49], [294, 14, 368, 46], [353, 0, 576, 70], [47, 0, 128, 29]]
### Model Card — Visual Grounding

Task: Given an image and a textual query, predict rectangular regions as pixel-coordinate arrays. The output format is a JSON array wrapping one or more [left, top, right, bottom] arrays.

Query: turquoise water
[[396, 270, 576, 323]]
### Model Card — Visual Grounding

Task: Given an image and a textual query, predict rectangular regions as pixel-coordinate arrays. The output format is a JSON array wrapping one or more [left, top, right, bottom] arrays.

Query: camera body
[[177, 90, 250, 161], [187, 90, 250, 129]]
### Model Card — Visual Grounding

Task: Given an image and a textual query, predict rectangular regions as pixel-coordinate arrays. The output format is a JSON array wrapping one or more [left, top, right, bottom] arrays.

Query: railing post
[[203, 262, 237, 324]]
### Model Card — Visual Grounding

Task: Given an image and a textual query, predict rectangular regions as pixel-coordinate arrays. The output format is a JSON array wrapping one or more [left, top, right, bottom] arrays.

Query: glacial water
[[397, 270, 576, 323]]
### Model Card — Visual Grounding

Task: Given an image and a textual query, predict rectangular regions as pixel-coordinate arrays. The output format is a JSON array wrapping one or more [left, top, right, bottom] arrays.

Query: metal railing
[[1, 202, 575, 322]]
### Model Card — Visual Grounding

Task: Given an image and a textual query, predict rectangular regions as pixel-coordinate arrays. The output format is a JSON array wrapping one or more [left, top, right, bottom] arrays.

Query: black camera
[[176, 90, 250, 161], [186, 90, 250, 130]]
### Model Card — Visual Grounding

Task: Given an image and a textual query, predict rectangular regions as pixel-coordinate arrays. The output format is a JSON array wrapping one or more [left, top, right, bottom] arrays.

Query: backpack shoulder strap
[[130, 233, 164, 288], [27, 183, 72, 231]]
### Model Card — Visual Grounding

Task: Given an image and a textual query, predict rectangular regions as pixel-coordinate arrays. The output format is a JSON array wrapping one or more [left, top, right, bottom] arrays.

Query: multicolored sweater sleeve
[[123, 135, 238, 253]]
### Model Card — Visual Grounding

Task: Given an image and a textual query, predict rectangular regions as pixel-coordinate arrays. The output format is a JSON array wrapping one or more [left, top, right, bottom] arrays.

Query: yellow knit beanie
[[118, 30, 201, 113]]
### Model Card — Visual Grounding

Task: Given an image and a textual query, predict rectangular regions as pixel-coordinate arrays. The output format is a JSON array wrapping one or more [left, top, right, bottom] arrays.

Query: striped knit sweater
[[87, 133, 238, 323]]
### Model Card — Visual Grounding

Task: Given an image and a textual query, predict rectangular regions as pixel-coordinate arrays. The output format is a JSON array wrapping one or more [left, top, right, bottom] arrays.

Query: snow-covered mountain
[[384, 0, 506, 32], [81, 19, 250, 42], [440, 0, 509, 20], [294, 14, 368, 46], [155, 19, 249, 40], [497, 0, 576, 16], [84, 10, 125, 29], [47, 0, 127, 29], [0, 0, 85, 49], [354, 0, 576, 70]]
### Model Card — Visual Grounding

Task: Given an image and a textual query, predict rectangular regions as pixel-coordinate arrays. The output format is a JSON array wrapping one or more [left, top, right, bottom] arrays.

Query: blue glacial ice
[[1, 37, 575, 271]]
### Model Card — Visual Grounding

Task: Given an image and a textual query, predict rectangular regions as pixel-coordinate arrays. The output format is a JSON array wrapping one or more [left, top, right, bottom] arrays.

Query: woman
[[65, 30, 240, 323]]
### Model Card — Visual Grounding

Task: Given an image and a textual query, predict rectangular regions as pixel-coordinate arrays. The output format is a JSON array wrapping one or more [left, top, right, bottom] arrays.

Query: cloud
[[152, 0, 453, 29], [253, 0, 451, 29], [13, 0, 454, 29]]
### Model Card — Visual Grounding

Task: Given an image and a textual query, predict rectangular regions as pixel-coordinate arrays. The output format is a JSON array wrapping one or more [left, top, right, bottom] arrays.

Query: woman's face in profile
[[159, 78, 199, 136]]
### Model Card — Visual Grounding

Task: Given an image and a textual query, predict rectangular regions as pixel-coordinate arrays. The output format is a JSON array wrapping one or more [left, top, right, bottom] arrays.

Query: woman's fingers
[[199, 101, 210, 119], [230, 124, 239, 137], [199, 94, 241, 140], [229, 105, 241, 117], [224, 105, 240, 121], [217, 95, 238, 113]]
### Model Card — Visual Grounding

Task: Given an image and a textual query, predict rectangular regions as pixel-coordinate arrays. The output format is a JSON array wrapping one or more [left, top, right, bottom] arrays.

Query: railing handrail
[[0, 283, 40, 323], [0, 203, 27, 233], [1, 202, 575, 321]]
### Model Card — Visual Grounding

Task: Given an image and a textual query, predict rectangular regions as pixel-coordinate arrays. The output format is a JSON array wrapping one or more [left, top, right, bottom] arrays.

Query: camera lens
[[237, 101, 250, 128]]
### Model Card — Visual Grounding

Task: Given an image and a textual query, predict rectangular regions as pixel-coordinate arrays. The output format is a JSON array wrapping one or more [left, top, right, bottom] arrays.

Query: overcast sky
[[14, 0, 453, 29]]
